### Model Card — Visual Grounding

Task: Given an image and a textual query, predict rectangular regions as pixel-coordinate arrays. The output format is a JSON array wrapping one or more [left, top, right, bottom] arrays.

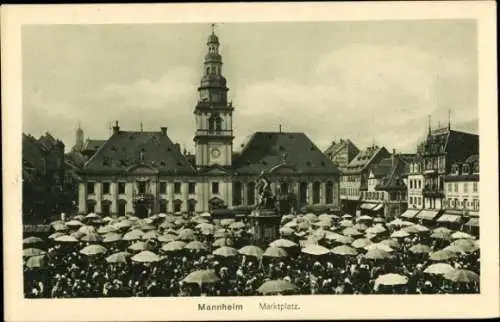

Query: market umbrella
[[220, 219, 235, 227], [364, 249, 392, 260], [213, 229, 231, 239], [351, 238, 372, 249], [213, 238, 234, 248], [102, 232, 122, 243], [182, 269, 220, 286], [128, 241, 147, 252], [313, 220, 332, 229], [387, 218, 407, 226], [85, 213, 100, 219], [80, 244, 107, 256], [431, 231, 453, 240], [257, 279, 297, 294], [365, 225, 386, 235], [331, 245, 357, 256], [162, 241, 187, 252], [23, 248, 46, 258], [409, 244, 432, 254], [379, 239, 401, 249], [185, 241, 208, 251], [73, 214, 85, 221], [284, 221, 298, 228], [434, 227, 453, 234], [357, 215, 373, 222], [123, 229, 144, 241], [23, 236, 44, 245], [66, 220, 84, 227], [451, 231, 475, 240], [26, 255, 47, 268], [158, 213, 168, 218], [339, 219, 354, 227], [364, 243, 394, 253], [403, 224, 430, 234], [200, 212, 212, 218], [114, 220, 133, 230], [297, 221, 311, 231], [353, 223, 369, 231], [54, 235, 79, 243], [71, 231, 85, 239], [281, 214, 295, 223], [98, 225, 118, 234], [139, 224, 156, 231], [142, 230, 160, 240], [196, 223, 215, 231], [342, 214, 353, 219], [263, 246, 288, 258], [342, 227, 363, 237], [80, 233, 102, 242], [373, 217, 385, 224], [318, 213, 331, 220], [429, 249, 458, 261], [229, 222, 246, 230], [160, 221, 176, 230], [304, 213, 318, 222], [239, 245, 264, 258], [390, 230, 410, 239], [424, 263, 455, 276], [301, 244, 330, 256], [78, 225, 97, 235], [374, 273, 408, 287], [279, 226, 295, 236], [269, 239, 297, 248], [324, 231, 344, 241], [444, 269, 480, 283], [450, 239, 479, 253], [213, 246, 239, 257], [312, 229, 327, 239], [131, 250, 161, 263], [53, 223, 69, 232], [158, 234, 177, 243], [106, 251, 131, 264], [335, 235, 354, 245], [177, 228, 197, 241], [48, 232, 65, 240]]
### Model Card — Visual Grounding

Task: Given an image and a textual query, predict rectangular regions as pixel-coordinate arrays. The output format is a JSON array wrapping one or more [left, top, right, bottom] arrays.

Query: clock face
[[211, 148, 221, 158]]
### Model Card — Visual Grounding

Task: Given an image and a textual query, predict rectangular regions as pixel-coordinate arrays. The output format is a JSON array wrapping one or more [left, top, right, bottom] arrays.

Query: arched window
[[209, 114, 223, 131], [312, 182, 320, 204]]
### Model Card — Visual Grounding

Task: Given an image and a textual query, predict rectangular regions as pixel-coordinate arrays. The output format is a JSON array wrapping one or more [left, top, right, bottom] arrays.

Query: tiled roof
[[324, 139, 359, 157], [371, 158, 393, 178], [374, 156, 409, 191], [344, 146, 390, 174], [82, 139, 106, 152], [233, 132, 340, 175], [83, 131, 196, 175], [464, 154, 479, 164]]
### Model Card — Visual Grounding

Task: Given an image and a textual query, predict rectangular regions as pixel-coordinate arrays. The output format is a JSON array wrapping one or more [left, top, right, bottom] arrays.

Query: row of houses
[[324, 123, 479, 230]]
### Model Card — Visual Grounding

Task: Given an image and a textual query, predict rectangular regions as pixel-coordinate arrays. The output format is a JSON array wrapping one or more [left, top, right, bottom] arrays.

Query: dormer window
[[473, 161, 479, 174], [452, 164, 460, 175], [462, 164, 470, 175]]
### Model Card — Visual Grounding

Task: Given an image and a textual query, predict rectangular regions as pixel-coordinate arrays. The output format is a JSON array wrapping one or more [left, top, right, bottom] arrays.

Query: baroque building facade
[[77, 29, 341, 217]]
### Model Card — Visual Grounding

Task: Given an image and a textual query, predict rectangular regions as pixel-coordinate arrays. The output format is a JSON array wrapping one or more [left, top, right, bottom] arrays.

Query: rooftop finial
[[211, 23, 216, 35]]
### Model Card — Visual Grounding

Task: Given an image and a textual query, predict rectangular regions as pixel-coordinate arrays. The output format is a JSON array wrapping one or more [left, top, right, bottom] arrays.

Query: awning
[[417, 210, 440, 220], [360, 203, 376, 210], [465, 218, 479, 227], [372, 204, 384, 211], [400, 209, 420, 219], [437, 213, 462, 223]]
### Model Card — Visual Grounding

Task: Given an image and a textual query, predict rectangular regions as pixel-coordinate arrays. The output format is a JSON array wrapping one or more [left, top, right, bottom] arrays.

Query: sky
[[22, 20, 478, 153]]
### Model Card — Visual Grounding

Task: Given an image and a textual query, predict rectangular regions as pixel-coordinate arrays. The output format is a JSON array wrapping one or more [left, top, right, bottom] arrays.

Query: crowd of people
[[23, 211, 480, 298]]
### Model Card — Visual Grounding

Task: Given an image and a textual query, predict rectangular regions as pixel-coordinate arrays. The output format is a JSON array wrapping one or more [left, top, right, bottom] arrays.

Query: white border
[[2, 2, 498, 321]]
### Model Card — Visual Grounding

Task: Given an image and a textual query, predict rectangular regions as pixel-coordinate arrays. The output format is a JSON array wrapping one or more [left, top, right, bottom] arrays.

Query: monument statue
[[256, 170, 276, 210]]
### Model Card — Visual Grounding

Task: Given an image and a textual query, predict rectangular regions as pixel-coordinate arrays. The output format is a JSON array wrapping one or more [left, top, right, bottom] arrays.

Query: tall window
[[87, 202, 95, 213], [209, 115, 223, 131], [463, 199, 468, 209], [159, 202, 167, 214], [118, 182, 126, 194], [174, 182, 181, 194], [87, 182, 95, 194], [138, 182, 146, 194], [159, 182, 167, 194], [118, 202, 126, 216], [464, 182, 468, 193], [102, 182, 110, 194], [280, 182, 289, 194], [247, 182, 255, 205], [409, 196, 414, 205], [473, 182, 478, 192], [448, 183, 452, 192], [454, 182, 458, 192], [212, 182, 219, 194], [102, 203, 110, 216], [188, 182, 196, 194], [326, 181, 333, 204], [233, 181, 242, 206], [312, 182, 320, 204], [174, 201, 182, 213], [188, 201, 196, 213], [299, 182, 308, 204], [418, 180, 421, 189]]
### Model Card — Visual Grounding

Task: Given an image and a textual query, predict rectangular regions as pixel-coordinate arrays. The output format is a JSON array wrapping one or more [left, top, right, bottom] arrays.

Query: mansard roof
[[83, 130, 196, 175], [232, 132, 340, 175]]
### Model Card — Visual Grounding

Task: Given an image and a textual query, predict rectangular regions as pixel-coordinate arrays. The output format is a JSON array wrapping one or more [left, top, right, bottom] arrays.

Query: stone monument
[[248, 170, 282, 246]]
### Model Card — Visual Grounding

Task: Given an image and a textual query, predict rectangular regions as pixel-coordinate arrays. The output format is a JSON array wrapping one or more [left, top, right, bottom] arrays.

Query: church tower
[[194, 25, 234, 169], [73, 121, 84, 152]]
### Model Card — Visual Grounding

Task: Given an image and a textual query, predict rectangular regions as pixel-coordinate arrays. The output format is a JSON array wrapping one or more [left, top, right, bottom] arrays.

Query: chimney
[[112, 121, 120, 135], [160, 127, 167, 135], [392, 149, 396, 169]]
